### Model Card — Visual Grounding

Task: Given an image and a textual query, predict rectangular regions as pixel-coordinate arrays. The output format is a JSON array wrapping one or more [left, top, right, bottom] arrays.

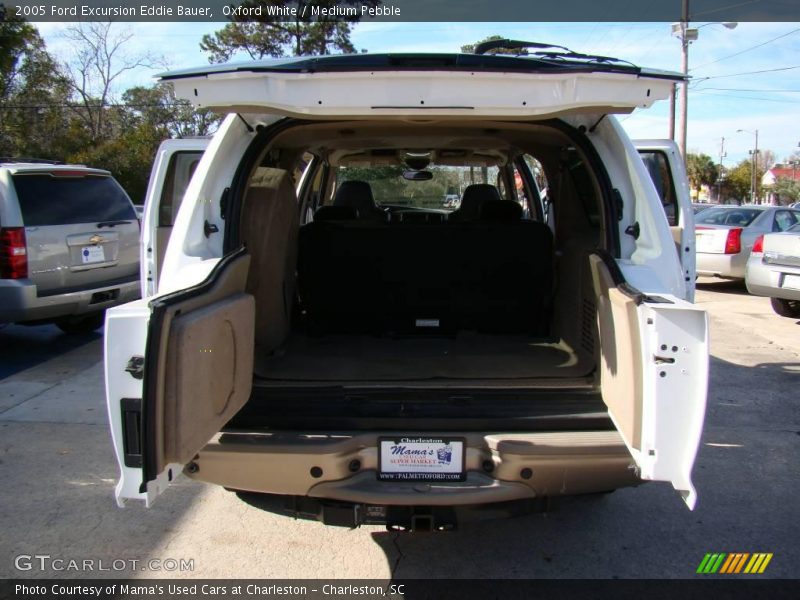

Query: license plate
[[81, 245, 105, 264], [695, 232, 717, 253], [378, 437, 465, 481], [782, 274, 800, 291]]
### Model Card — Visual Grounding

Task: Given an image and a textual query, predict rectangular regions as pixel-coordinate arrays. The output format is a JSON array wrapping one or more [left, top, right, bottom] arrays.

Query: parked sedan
[[694, 205, 800, 279], [746, 222, 800, 317]]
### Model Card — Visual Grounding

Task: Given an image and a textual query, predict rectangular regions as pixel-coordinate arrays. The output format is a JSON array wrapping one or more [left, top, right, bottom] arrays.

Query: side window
[[520, 154, 548, 221], [638, 151, 678, 226], [302, 160, 325, 223], [159, 151, 203, 227], [773, 210, 797, 232]]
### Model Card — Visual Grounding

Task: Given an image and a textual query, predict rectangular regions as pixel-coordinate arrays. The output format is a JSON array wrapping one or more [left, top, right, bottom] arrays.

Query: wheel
[[55, 311, 105, 334], [770, 297, 800, 318]]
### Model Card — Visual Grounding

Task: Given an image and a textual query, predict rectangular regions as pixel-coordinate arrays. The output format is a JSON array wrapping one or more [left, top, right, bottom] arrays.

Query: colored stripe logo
[[697, 553, 773, 574]]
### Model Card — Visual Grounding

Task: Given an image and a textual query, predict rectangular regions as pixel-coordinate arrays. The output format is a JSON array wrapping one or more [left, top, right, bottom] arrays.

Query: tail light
[[724, 228, 743, 255], [752, 234, 764, 254], [0, 227, 28, 279]]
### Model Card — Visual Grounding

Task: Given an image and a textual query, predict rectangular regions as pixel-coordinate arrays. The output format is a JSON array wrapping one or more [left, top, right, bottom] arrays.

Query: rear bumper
[[187, 430, 639, 506], [746, 258, 800, 301], [696, 251, 748, 279], [0, 277, 140, 323]]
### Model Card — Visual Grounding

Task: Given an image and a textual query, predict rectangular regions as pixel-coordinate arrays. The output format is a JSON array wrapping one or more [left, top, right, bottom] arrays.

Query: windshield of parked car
[[695, 207, 763, 227], [12, 173, 135, 226], [336, 165, 500, 211]]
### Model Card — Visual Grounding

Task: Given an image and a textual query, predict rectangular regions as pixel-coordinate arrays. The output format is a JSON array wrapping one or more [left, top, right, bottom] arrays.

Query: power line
[[694, 64, 800, 80], [692, 90, 800, 104], [694, 87, 800, 92], [691, 27, 800, 71]]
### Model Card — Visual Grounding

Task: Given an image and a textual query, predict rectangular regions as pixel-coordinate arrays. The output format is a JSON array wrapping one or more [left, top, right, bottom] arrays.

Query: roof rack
[[0, 157, 62, 165], [472, 38, 636, 68]]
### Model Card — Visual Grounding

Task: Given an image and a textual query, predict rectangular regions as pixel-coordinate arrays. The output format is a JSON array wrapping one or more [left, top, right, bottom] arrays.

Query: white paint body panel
[[169, 69, 674, 119], [103, 299, 181, 507]]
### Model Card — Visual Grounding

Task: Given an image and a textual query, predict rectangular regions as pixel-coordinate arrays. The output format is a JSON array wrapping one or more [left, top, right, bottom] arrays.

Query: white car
[[693, 205, 800, 280], [745, 222, 800, 318], [104, 45, 709, 530]]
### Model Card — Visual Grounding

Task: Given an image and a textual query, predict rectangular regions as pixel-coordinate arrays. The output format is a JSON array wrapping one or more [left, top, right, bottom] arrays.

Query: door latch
[[125, 356, 145, 380], [204, 220, 219, 238]]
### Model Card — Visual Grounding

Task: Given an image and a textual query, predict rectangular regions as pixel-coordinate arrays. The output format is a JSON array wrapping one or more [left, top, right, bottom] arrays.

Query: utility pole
[[754, 129, 759, 203], [677, 0, 690, 158], [717, 137, 725, 203], [738, 128, 759, 204], [668, 84, 676, 140]]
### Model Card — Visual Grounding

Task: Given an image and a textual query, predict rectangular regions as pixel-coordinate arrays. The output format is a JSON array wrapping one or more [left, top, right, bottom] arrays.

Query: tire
[[55, 311, 105, 334], [770, 297, 800, 318]]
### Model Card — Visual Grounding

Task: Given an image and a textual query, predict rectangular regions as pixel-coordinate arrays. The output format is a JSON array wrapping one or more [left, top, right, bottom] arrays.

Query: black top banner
[[4, 0, 800, 23]]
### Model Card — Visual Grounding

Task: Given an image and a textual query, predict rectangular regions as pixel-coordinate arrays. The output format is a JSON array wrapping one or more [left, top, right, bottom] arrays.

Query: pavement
[[0, 278, 798, 579]]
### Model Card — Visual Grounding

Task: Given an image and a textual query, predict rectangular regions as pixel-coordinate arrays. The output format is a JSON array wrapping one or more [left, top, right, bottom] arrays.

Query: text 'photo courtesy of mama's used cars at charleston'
[[1, 161, 141, 333], [105, 42, 709, 531]]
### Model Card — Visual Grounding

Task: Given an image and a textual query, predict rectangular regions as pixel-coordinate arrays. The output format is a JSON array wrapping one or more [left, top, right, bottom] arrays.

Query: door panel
[[163, 293, 254, 465], [592, 258, 644, 450], [590, 253, 708, 509], [143, 251, 253, 489]]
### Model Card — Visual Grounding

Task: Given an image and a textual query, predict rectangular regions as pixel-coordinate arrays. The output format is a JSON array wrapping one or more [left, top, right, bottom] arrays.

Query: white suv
[[105, 45, 708, 530]]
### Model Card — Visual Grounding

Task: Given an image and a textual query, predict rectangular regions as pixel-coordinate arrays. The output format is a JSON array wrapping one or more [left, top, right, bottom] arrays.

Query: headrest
[[456, 184, 502, 221], [314, 206, 359, 221], [333, 180, 378, 213], [480, 200, 523, 221]]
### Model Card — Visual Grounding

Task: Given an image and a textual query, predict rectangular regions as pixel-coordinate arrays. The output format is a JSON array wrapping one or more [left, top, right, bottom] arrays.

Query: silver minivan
[[0, 161, 141, 333]]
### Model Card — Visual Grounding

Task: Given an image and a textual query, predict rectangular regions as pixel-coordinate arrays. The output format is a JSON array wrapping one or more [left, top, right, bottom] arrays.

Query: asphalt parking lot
[[1, 278, 798, 580]]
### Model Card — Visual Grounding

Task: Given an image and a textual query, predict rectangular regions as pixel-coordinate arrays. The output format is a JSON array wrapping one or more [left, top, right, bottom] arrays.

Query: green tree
[[685, 153, 718, 199], [722, 159, 755, 203], [67, 84, 219, 203], [0, 16, 73, 159], [460, 35, 529, 55], [772, 177, 800, 204], [121, 84, 218, 139], [62, 22, 160, 143], [200, 1, 378, 62]]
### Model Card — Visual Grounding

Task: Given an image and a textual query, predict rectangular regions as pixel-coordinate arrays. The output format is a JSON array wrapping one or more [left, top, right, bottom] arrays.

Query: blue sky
[[37, 21, 800, 168]]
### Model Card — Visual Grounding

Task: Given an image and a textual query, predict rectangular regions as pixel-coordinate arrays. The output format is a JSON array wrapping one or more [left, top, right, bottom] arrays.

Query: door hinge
[[204, 220, 219, 238], [125, 356, 145, 380]]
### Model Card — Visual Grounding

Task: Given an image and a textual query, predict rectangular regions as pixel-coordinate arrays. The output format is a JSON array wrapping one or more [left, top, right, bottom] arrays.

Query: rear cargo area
[[255, 332, 592, 383]]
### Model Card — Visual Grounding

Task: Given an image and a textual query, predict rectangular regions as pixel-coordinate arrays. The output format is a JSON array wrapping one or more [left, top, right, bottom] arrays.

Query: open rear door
[[635, 140, 696, 301], [141, 139, 208, 297], [590, 253, 708, 509], [107, 250, 254, 506]]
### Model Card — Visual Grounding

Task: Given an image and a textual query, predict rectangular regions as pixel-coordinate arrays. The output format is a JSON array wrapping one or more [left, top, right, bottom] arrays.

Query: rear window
[[695, 207, 762, 227], [336, 164, 501, 211], [12, 173, 135, 226]]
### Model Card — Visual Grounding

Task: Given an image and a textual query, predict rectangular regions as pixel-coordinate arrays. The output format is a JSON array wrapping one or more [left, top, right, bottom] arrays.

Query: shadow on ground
[[0, 324, 100, 380]]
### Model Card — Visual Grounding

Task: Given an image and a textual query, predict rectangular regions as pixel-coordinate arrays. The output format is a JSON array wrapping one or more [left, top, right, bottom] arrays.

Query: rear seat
[[297, 200, 553, 336]]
